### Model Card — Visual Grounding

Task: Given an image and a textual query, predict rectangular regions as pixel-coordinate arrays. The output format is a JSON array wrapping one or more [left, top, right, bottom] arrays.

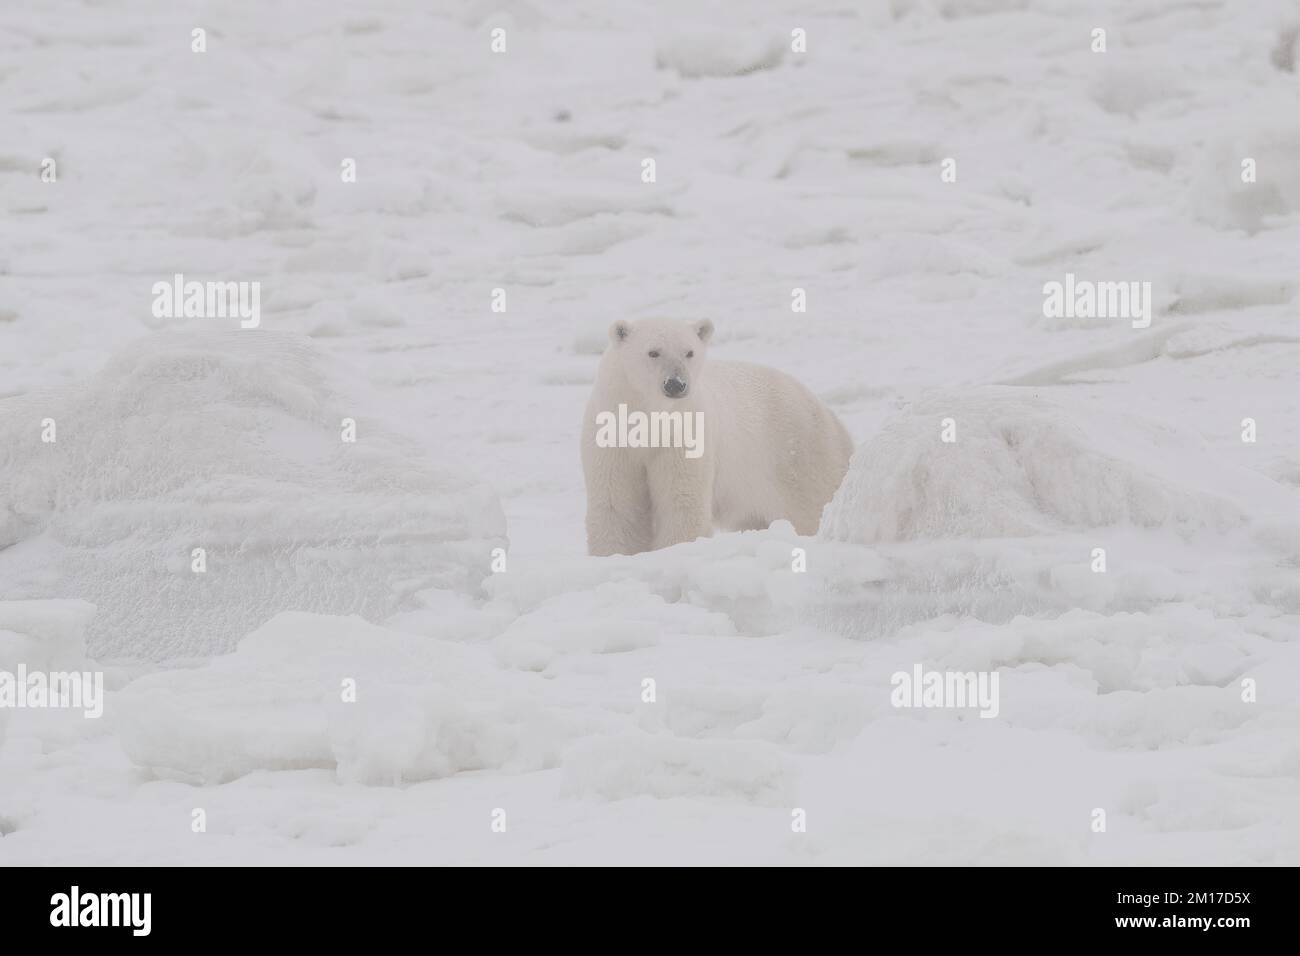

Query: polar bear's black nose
[[663, 377, 688, 398]]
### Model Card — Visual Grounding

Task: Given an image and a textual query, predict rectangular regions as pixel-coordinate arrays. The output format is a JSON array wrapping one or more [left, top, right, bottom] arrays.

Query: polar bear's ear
[[694, 319, 714, 343], [610, 320, 633, 344]]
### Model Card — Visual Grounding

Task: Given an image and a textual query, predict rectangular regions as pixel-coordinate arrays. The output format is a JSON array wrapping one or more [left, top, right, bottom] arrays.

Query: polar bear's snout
[[662, 374, 689, 398]]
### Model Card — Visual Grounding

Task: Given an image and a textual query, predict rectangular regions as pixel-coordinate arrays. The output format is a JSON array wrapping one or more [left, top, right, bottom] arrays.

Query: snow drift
[[0, 334, 506, 660], [821, 389, 1257, 543], [814, 390, 1295, 636]]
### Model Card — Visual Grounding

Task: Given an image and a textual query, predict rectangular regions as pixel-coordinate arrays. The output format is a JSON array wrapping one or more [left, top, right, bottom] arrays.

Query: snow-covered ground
[[2, 0, 1299, 864]]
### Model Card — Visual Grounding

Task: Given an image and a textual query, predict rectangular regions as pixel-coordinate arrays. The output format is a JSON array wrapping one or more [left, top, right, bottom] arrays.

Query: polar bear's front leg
[[586, 494, 653, 556], [647, 451, 714, 550], [584, 451, 654, 556]]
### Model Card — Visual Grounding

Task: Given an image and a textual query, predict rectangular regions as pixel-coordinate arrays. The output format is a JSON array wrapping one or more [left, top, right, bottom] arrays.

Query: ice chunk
[[654, 31, 784, 78], [0, 599, 96, 672], [114, 612, 554, 785], [0, 598, 97, 746]]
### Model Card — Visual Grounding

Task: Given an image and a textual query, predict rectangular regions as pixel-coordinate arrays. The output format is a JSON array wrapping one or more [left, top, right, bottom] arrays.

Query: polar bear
[[581, 317, 854, 556]]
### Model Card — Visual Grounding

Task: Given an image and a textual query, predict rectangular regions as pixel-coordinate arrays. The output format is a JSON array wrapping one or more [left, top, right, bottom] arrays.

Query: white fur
[[581, 318, 854, 555]]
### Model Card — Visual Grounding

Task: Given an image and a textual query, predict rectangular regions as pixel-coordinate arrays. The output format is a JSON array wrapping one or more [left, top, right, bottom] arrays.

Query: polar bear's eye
[[648, 350, 659, 358], [686, 351, 694, 358]]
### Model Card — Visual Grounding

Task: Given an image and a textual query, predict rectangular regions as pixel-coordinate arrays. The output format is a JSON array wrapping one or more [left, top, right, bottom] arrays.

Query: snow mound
[[0, 333, 506, 660], [115, 612, 554, 785], [812, 390, 1298, 638], [654, 31, 784, 78], [1193, 124, 1300, 232], [821, 390, 1247, 544], [485, 521, 813, 639]]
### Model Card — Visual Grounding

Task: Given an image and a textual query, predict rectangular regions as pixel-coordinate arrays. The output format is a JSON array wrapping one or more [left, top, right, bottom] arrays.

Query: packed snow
[[1, 0, 1298, 865]]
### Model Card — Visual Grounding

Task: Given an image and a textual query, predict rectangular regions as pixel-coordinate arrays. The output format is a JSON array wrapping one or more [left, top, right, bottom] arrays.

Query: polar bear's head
[[607, 317, 714, 401]]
